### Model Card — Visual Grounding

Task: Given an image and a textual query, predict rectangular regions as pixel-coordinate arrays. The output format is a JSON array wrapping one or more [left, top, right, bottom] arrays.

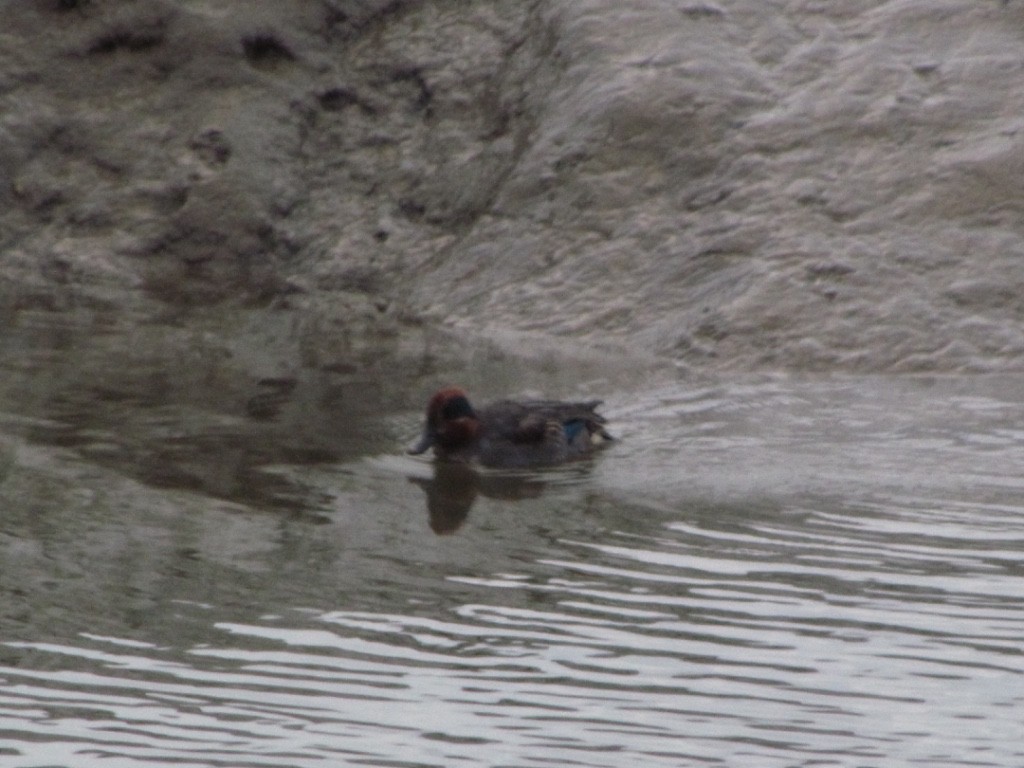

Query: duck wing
[[480, 400, 612, 444]]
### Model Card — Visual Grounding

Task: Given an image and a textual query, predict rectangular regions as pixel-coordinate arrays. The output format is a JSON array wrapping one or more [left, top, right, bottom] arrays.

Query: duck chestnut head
[[408, 387, 481, 457]]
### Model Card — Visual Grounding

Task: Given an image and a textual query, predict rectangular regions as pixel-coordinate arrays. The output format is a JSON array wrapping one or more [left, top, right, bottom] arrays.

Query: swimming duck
[[408, 387, 613, 468]]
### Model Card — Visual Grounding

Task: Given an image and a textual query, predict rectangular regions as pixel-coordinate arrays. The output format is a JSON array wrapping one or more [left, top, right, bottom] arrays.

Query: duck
[[408, 386, 613, 468]]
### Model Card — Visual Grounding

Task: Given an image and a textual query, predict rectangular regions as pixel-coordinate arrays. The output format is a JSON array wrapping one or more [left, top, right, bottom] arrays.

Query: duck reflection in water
[[409, 463, 553, 534], [407, 387, 613, 533]]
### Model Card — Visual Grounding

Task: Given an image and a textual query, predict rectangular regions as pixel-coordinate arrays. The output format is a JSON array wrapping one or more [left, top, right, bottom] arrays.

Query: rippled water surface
[[1, 311, 1023, 767]]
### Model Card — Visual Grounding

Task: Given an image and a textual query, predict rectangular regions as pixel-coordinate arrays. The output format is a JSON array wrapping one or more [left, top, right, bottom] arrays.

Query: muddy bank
[[3, 1, 1024, 372]]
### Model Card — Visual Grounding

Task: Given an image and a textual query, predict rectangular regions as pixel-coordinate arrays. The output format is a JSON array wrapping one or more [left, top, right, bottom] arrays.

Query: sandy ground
[[3, 0, 1024, 372]]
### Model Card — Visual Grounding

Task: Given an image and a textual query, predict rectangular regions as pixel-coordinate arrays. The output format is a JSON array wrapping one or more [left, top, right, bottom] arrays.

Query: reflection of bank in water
[[410, 462, 602, 535]]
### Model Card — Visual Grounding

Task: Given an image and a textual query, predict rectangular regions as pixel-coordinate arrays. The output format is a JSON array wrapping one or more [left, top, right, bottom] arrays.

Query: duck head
[[408, 387, 481, 457]]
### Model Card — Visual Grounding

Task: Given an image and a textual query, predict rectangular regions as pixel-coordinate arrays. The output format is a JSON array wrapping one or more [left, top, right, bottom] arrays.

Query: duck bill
[[407, 427, 435, 455]]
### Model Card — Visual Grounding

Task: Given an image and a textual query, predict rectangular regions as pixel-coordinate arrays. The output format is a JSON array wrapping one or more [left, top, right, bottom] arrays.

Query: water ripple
[[4, 378, 1024, 766]]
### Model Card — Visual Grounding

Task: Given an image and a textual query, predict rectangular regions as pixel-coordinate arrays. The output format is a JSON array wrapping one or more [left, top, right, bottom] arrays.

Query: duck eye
[[441, 395, 474, 420]]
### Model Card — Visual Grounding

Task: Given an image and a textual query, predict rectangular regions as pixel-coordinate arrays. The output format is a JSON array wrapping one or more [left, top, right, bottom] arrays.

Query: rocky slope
[[3, 0, 1024, 372]]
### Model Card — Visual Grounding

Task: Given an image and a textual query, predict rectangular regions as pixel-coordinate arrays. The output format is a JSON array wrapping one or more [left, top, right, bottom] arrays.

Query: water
[[1, 310, 1023, 767]]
